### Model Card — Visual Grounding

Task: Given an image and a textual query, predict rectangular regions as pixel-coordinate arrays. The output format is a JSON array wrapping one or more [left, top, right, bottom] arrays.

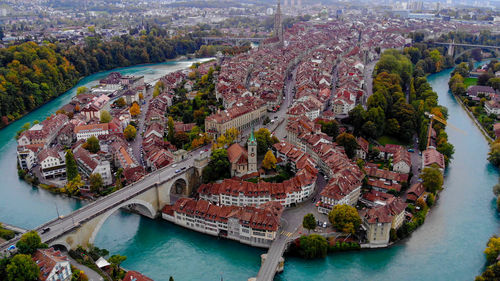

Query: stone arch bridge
[[429, 42, 500, 61], [0, 153, 209, 252]]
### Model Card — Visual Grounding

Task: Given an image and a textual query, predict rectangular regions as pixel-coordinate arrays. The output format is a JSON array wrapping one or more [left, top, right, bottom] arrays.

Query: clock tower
[[248, 129, 258, 173]]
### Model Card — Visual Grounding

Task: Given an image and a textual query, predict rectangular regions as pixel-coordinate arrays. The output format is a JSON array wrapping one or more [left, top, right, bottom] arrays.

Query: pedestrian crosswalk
[[280, 230, 293, 237]]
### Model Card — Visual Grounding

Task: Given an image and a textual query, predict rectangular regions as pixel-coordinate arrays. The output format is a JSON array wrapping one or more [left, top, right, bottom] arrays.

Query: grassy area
[[377, 135, 407, 146], [464, 77, 477, 88]]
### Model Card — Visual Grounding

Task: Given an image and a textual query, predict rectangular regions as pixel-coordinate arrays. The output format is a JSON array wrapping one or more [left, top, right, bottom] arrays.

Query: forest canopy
[[0, 28, 204, 128]]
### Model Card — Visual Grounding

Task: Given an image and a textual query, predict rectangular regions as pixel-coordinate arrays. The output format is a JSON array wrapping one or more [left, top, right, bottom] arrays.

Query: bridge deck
[[0, 150, 202, 253], [431, 42, 500, 49], [256, 232, 298, 281]]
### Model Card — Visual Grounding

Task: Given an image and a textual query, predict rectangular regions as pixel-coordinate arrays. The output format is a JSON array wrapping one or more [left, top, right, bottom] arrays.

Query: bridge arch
[[170, 178, 188, 196], [454, 47, 500, 62], [88, 198, 156, 245], [49, 240, 71, 252]]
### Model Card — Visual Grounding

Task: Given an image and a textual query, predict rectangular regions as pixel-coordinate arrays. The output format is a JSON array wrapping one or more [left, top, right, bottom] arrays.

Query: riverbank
[[447, 59, 498, 143], [453, 91, 494, 143], [0, 54, 210, 132], [0, 60, 498, 281]]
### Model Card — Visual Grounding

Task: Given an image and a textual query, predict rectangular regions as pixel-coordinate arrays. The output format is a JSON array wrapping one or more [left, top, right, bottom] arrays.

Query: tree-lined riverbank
[[0, 61, 498, 280]]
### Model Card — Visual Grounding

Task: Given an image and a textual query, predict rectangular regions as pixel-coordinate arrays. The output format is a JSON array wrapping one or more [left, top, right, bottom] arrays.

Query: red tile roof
[[122, 270, 154, 281], [32, 248, 69, 281]]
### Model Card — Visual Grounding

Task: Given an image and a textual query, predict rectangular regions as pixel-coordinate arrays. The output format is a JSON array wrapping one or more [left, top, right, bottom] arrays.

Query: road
[[238, 65, 297, 142], [361, 59, 378, 108], [130, 84, 154, 166], [0, 148, 207, 255], [256, 174, 328, 281], [67, 255, 104, 281]]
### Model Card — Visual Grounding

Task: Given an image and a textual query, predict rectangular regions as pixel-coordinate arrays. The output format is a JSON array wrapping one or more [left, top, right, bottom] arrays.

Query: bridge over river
[[0, 149, 209, 254]]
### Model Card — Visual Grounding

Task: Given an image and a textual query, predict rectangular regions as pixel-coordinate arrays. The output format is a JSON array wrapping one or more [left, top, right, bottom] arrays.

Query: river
[[0, 61, 498, 281]]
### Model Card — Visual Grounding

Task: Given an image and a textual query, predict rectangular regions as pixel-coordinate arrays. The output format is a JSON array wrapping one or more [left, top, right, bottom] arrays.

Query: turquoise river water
[[0, 61, 498, 281]]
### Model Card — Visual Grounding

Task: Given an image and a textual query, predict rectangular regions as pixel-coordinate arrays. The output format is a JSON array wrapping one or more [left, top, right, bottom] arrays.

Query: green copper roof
[[248, 129, 256, 144]]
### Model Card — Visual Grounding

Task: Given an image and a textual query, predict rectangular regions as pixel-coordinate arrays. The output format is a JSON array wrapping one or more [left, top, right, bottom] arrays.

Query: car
[[41, 227, 50, 234], [181, 167, 187, 170], [175, 169, 181, 173], [408, 149, 414, 152], [274, 116, 278, 119], [172, 164, 177, 168], [322, 222, 327, 228], [315, 201, 320, 207]]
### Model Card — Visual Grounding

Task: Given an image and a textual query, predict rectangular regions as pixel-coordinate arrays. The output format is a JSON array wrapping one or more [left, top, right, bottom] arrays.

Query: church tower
[[274, 0, 284, 47], [248, 130, 258, 173]]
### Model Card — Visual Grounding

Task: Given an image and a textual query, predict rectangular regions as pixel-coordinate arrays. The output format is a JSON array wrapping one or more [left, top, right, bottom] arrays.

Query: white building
[[38, 148, 66, 179], [162, 198, 283, 248], [33, 248, 72, 281], [74, 147, 113, 185], [17, 145, 42, 170], [198, 170, 317, 208], [74, 123, 109, 141]]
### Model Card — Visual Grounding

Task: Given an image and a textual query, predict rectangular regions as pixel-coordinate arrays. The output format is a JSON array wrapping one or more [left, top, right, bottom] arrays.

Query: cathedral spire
[[274, 0, 283, 47]]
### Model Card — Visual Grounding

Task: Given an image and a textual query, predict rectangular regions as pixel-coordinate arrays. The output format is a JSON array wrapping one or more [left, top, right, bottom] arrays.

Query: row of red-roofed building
[[162, 198, 284, 248]]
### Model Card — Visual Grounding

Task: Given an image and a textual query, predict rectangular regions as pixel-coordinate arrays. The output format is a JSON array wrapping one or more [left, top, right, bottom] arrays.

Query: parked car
[[172, 164, 177, 168], [322, 222, 327, 228], [175, 169, 181, 173], [41, 227, 50, 234], [408, 149, 415, 152]]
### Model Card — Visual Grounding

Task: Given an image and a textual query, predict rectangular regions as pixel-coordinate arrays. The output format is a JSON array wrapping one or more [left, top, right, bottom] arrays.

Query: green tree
[[16, 231, 44, 255], [255, 128, 273, 155], [84, 136, 100, 153], [100, 110, 112, 123], [493, 181, 500, 196], [318, 120, 339, 138], [6, 254, 39, 281], [76, 86, 88, 95], [173, 131, 190, 148], [167, 117, 175, 143], [116, 97, 126, 107], [109, 254, 127, 278], [475, 262, 500, 281], [262, 150, 277, 170], [202, 149, 231, 183], [489, 140, 500, 166], [302, 213, 316, 233], [386, 118, 400, 136], [65, 150, 78, 182], [426, 193, 435, 207], [348, 105, 366, 133], [328, 205, 361, 234], [115, 168, 123, 190], [488, 78, 500, 91], [421, 166, 444, 193], [0, 257, 9, 281], [336, 133, 358, 159], [451, 62, 469, 77], [124, 124, 137, 141], [298, 234, 328, 259], [89, 173, 103, 193], [485, 236, 500, 264], [65, 174, 84, 196]]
